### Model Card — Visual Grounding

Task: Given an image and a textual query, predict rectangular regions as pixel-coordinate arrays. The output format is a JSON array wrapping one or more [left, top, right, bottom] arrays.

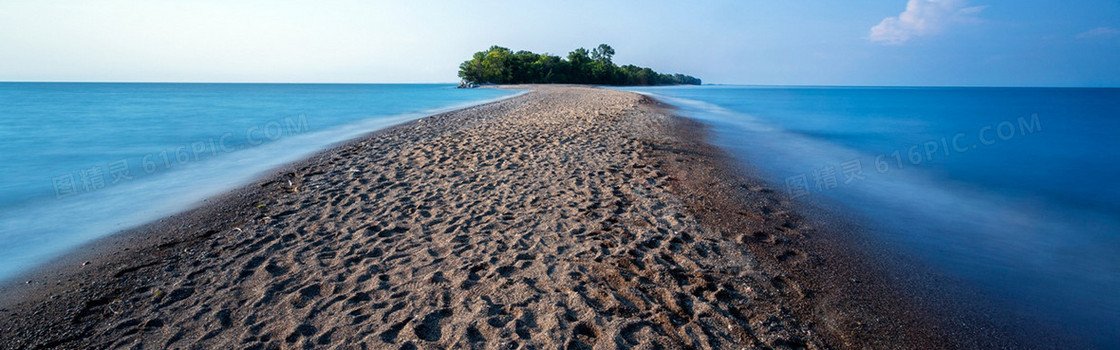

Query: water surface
[[0, 83, 519, 280], [622, 85, 1120, 347]]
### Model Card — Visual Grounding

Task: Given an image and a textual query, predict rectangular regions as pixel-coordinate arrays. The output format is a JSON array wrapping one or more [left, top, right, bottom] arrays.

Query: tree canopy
[[458, 44, 701, 86]]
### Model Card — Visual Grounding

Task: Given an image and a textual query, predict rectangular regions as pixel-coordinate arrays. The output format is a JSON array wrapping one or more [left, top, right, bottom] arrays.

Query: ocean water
[[621, 85, 1120, 347], [0, 83, 520, 281]]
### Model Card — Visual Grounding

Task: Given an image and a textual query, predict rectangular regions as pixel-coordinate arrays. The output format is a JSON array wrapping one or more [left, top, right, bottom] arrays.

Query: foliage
[[458, 44, 701, 86]]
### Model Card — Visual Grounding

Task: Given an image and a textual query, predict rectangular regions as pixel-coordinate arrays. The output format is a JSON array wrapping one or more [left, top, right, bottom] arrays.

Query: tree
[[566, 48, 592, 83], [591, 44, 615, 64], [457, 44, 700, 86], [533, 54, 566, 83], [480, 46, 513, 83]]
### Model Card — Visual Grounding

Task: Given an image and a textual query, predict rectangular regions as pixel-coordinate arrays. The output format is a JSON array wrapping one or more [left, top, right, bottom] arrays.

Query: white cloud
[[869, 0, 985, 45], [1076, 27, 1120, 39]]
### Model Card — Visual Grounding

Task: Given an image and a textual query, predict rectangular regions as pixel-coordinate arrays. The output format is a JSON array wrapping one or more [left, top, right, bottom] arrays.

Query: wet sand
[[0, 86, 952, 349]]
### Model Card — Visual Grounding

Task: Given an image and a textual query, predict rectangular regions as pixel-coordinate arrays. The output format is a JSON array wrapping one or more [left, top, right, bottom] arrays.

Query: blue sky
[[1, 0, 1118, 86]]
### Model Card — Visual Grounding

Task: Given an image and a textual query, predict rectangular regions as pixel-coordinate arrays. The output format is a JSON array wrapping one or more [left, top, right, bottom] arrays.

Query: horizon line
[[1, 80, 1117, 89]]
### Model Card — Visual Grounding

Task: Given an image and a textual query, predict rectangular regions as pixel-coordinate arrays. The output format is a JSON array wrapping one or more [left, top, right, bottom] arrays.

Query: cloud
[[869, 0, 985, 45], [1076, 27, 1120, 39]]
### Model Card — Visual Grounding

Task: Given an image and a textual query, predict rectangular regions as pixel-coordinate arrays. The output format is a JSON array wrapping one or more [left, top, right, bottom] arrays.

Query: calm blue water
[[0, 83, 519, 281], [622, 85, 1120, 347]]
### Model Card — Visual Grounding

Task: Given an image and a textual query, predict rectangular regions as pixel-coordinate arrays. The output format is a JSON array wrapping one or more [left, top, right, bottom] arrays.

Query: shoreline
[[0, 86, 528, 284], [2, 86, 954, 348], [640, 107, 962, 348]]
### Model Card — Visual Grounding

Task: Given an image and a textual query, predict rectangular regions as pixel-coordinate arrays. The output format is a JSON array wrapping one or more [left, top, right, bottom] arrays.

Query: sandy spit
[[0, 86, 949, 349]]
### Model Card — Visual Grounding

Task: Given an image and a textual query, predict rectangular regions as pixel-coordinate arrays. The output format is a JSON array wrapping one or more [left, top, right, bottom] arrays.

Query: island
[[458, 44, 702, 86]]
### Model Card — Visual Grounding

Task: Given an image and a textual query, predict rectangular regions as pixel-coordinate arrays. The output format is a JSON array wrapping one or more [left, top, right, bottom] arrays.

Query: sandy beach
[[0, 86, 952, 349]]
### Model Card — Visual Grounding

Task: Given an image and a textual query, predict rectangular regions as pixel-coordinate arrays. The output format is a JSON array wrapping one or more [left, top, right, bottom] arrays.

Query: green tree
[[591, 44, 615, 64], [533, 54, 566, 83], [457, 44, 700, 86], [566, 48, 591, 83]]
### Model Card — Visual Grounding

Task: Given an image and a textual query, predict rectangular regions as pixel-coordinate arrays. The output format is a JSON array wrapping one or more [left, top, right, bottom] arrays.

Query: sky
[[1, 0, 1118, 86]]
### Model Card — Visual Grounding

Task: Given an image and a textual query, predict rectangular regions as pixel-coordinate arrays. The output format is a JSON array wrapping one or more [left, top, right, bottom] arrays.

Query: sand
[[0, 86, 951, 349]]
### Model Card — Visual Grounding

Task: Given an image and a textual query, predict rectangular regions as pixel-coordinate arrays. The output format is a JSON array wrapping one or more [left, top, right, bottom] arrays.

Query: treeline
[[458, 44, 701, 86]]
